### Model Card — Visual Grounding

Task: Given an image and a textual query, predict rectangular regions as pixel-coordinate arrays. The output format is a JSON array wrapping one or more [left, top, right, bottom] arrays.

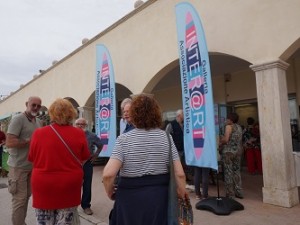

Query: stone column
[[251, 60, 299, 207], [77, 106, 94, 131]]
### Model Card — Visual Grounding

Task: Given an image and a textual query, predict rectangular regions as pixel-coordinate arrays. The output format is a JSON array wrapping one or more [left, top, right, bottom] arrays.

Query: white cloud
[[0, 0, 135, 95]]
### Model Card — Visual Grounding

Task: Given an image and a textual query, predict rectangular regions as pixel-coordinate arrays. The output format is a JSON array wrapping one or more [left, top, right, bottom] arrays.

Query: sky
[[0, 0, 136, 99]]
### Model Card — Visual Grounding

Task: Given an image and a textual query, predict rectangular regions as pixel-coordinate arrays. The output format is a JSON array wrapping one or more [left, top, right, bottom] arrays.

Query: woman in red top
[[28, 98, 90, 225]]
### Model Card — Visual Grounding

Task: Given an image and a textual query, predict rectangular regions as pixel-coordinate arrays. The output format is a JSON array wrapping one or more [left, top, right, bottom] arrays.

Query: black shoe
[[83, 208, 93, 215]]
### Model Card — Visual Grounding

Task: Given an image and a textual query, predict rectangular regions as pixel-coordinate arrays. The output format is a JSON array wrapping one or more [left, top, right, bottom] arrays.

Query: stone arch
[[84, 83, 133, 109], [142, 52, 256, 133], [115, 83, 133, 101], [85, 92, 95, 108], [64, 97, 80, 108], [209, 52, 252, 76], [144, 52, 252, 109], [143, 60, 178, 94], [280, 37, 300, 61], [78, 83, 133, 132], [64, 97, 80, 117], [145, 52, 252, 93]]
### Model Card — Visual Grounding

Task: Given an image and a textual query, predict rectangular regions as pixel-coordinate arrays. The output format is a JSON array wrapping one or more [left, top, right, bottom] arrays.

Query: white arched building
[[1, 0, 300, 207]]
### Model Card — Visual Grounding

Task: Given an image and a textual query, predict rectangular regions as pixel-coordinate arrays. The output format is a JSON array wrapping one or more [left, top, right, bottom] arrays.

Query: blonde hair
[[49, 98, 78, 125]]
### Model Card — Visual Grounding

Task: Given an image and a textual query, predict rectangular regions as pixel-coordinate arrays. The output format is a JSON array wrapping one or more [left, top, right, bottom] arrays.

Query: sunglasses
[[31, 103, 41, 108], [76, 123, 87, 126]]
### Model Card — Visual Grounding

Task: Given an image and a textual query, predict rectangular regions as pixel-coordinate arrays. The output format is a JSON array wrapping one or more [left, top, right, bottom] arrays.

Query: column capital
[[250, 59, 289, 72]]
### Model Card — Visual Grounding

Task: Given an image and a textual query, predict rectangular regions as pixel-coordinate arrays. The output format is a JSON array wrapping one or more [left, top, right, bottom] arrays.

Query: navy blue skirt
[[109, 174, 169, 225]]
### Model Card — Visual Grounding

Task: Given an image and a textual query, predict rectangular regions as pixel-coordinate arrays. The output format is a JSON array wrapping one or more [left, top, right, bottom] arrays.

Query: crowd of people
[[0, 94, 262, 225]]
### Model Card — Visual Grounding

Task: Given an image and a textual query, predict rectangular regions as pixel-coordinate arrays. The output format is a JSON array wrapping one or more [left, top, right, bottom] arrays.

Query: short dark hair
[[227, 112, 239, 123], [130, 94, 162, 130], [247, 117, 255, 125]]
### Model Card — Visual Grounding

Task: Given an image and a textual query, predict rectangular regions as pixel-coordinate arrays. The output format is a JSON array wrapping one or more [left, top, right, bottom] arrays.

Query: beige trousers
[[8, 167, 32, 225]]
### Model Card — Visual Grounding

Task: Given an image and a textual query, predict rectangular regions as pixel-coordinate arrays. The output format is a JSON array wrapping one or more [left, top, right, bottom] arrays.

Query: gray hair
[[120, 98, 132, 110], [176, 109, 183, 116], [75, 117, 87, 124]]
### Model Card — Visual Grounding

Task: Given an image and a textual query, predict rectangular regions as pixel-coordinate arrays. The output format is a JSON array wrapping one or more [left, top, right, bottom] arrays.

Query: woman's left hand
[[177, 187, 188, 199], [108, 184, 118, 200]]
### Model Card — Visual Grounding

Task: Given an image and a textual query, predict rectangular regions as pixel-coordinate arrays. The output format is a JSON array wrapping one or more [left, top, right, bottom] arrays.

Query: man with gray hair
[[6, 96, 43, 225], [75, 117, 103, 215], [166, 109, 184, 155], [119, 98, 133, 135], [166, 109, 193, 183]]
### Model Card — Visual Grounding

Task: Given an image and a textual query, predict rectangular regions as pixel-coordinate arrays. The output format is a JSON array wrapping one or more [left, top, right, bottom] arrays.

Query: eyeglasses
[[31, 103, 41, 108], [76, 123, 86, 126]]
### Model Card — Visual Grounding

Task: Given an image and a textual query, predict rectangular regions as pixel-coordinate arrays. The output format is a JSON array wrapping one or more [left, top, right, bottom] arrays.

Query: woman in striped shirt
[[103, 93, 187, 225]]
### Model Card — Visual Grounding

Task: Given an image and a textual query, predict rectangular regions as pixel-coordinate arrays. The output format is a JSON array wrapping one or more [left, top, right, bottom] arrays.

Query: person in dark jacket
[[75, 118, 103, 215], [166, 109, 193, 183]]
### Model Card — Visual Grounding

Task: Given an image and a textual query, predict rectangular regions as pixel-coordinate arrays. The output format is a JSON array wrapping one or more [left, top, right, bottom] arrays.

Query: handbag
[[50, 124, 83, 167], [178, 197, 193, 225], [166, 132, 193, 225]]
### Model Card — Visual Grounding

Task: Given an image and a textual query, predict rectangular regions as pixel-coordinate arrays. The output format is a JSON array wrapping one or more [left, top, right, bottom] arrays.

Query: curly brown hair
[[49, 98, 78, 125], [130, 94, 162, 130]]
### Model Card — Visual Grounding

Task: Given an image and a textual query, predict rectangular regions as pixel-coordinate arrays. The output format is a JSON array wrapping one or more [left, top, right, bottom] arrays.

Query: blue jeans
[[194, 167, 210, 198], [81, 160, 93, 209]]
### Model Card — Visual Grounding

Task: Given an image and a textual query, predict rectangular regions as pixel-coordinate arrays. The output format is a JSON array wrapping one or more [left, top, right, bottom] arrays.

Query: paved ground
[[1, 165, 300, 225]]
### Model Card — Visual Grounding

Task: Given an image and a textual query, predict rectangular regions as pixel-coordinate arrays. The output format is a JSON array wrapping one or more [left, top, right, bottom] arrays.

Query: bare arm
[[220, 125, 232, 145], [102, 158, 122, 200], [5, 134, 30, 148], [173, 160, 188, 199], [0, 140, 5, 146]]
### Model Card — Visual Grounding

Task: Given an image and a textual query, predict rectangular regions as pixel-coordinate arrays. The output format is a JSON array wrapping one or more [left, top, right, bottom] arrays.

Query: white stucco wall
[[0, 0, 300, 115]]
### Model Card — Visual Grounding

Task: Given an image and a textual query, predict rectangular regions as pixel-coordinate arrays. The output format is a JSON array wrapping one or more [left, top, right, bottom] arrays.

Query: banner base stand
[[195, 169, 244, 215], [195, 196, 244, 215]]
